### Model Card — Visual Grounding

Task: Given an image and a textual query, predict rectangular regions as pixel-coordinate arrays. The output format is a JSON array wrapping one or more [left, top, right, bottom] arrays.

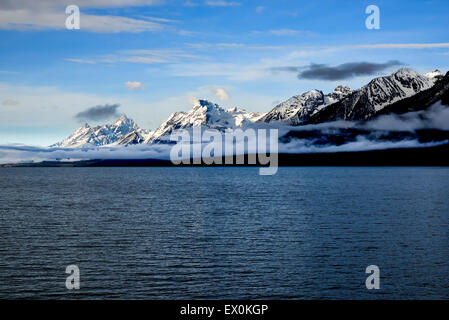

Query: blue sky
[[0, 0, 448, 145]]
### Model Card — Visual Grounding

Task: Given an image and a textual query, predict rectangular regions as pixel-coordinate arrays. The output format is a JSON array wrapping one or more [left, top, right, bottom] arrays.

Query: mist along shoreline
[[1, 143, 449, 167]]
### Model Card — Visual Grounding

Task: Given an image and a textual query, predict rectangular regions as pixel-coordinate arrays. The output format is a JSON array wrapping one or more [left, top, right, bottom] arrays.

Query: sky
[[0, 0, 448, 145]]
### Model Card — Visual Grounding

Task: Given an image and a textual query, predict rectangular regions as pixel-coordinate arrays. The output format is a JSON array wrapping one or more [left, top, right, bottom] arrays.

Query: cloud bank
[[75, 104, 121, 121], [273, 61, 404, 81], [298, 61, 403, 80]]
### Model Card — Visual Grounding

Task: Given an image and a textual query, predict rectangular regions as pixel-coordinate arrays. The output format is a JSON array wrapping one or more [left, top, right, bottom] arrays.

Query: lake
[[0, 167, 448, 299]]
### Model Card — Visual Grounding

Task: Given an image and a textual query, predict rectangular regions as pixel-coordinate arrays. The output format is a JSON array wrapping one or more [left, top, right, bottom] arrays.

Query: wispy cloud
[[352, 43, 449, 49], [0, 9, 167, 33], [0, 0, 171, 33], [253, 29, 316, 37], [187, 42, 290, 50], [204, 1, 241, 7], [122, 56, 168, 63], [0, 0, 163, 9], [66, 58, 96, 64], [183, 1, 200, 7], [81, 49, 203, 65]]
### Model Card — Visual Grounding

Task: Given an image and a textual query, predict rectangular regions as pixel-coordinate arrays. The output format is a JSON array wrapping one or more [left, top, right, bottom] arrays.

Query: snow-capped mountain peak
[[145, 99, 266, 142], [326, 85, 352, 104], [113, 114, 132, 125], [110, 114, 139, 135], [365, 67, 434, 111], [331, 85, 352, 95], [260, 86, 352, 125], [393, 67, 420, 78], [52, 67, 447, 148], [52, 115, 142, 148], [308, 67, 437, 123], [227, 107, 266, 126]]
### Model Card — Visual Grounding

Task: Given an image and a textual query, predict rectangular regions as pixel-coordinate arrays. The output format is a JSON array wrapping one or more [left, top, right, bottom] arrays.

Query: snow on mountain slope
[[112, 131, 146, 145], [227, 107, 266, 126], [146, 99, 264, 142], [52, 115, 141, 148], [259, 85, 352, 125], [425, 69, 443, 80], [52, 67, 445, 148], [308, 68, 436, 123]]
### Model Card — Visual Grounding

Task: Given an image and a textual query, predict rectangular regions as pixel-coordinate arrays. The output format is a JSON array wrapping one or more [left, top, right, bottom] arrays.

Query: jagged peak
[[294, 89, 323, 100], [72, 123, 91, 134], [113, 114, 134, 125], [305, 89, 322, 95], [227, 106, 248, 113], [364, 67, 426, 88], [191, 99, 224, 114], [392, 67, 421, 78], [425, 69, 443, 79], [117, 114, 129, 121], [332, 85, 351, 93]]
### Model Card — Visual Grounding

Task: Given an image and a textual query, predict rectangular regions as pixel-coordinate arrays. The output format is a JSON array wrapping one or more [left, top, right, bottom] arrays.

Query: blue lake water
[[0, 167, 448, 299]]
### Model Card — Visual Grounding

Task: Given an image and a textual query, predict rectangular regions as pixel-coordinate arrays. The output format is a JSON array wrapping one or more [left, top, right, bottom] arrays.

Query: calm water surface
[[0, 167, 448, 299]]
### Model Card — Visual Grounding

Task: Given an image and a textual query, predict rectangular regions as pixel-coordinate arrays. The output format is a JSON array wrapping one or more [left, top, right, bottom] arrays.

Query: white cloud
[[80, 14, 165, 33], [66, 58, 96, 64], [0, 0, 170, 33], [188, 96, 200, 107], [206, 86, 230, 101], [125, 81, 145, 91], [0, 9, 166, 32], [253, 29, 316, 36], [0, 0, 163, 9], [77, 49, 202, 64], [183, 1, 200, 7], [204, 1, 241, 7], [352, 43, 449, 49], [123, 49, 202, 60], [214, 87, 230, 101], [124, 56, 168, 63], [138, 16, 180, 23]]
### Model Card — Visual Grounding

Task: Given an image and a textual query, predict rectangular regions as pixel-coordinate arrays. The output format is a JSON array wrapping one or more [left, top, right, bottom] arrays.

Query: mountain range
[[53, 68, 448, 148]]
